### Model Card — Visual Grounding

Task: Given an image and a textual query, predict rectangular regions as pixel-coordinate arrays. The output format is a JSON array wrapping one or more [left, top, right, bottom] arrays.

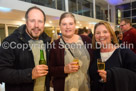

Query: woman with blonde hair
[[89, 21, 136, 91], [49, 12, 93, 91]]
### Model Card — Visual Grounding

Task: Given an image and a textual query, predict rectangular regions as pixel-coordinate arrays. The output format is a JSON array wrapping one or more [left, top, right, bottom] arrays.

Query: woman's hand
[[64, 62, 79, 73], [98, 70, 107, 82]]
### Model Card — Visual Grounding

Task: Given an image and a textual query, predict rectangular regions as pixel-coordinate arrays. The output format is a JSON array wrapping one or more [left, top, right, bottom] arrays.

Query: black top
[[89, 48, 136, 91]]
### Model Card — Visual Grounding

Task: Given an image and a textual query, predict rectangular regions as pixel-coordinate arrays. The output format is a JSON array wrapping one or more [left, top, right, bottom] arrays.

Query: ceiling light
[[0, 7, 11, 12], [22, 18, 25, 21], [53, 17, 60, 20], [105, 0, 123, 5], [76, 26, 79, 28], [49, 21, 52, 23], [45, 23, 51, 27], [17, 22, 24, 26], [52, 30, 55, 33], [89, 22, 97, 25]]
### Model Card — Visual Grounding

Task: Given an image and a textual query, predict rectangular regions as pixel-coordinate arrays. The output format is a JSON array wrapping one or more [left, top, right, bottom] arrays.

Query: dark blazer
[[49, 35, 93, 91], [0, 25, 51, 91]]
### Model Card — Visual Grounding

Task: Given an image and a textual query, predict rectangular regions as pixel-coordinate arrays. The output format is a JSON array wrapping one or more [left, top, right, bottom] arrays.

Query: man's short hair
[[25, 6, 46, 23], [121, 18, 132, 26]]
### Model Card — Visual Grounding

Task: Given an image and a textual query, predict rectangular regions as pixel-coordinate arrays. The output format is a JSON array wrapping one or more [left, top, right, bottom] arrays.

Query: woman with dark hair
[[115, 30, 123, 44], [89, 21, 136, 91], [49, 12, 93, 91]]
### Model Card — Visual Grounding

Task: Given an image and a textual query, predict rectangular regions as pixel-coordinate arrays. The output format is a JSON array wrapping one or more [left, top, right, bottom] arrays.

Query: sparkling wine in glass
[[97, 59, 105, 70], [97, 58, 105, 83]]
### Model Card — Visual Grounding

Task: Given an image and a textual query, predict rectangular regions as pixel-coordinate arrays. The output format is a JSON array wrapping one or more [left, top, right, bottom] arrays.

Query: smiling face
[[95, 25, 112, 47], [26, 9, 45, 40], [60, 17, 76, 38]]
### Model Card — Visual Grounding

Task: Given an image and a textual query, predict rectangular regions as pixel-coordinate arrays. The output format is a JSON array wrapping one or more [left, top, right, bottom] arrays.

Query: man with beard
[[0, 6, 51, 91]]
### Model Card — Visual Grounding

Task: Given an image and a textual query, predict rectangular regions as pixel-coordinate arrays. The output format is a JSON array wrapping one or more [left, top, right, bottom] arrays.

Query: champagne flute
[[97, 58, 105, 70], [97, 58, 105, 83]]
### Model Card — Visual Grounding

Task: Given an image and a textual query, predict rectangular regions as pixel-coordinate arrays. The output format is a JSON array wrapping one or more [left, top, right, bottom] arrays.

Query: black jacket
[[0, 25, 51, 91], [106, 67, 136, 91]]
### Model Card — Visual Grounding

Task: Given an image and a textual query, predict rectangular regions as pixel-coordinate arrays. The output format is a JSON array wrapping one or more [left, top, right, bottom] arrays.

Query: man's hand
[[32, 65, 48, 79]]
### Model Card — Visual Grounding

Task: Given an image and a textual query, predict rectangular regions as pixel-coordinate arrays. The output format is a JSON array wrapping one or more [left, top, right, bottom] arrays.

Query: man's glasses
[[120, 23, 127, 27]]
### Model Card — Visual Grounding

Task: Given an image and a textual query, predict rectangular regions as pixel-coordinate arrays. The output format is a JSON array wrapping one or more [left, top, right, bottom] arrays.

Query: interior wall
[[0, 24, 6, 42]]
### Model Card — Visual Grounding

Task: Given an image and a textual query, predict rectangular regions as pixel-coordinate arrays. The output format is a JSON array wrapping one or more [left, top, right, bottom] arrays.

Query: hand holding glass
[[97, 58, 105, 83], [73, 58, 79, 66]]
